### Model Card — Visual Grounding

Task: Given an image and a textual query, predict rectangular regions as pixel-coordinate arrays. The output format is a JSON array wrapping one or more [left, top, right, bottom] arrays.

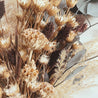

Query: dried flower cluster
[[0, 0, 88, 97]]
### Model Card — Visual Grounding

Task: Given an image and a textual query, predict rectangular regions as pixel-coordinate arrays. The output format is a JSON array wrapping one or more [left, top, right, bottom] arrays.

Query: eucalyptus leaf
[[66, 49, 86, 70], [77, 0, 98, 17], [54, 65, 87, 87], [65, 65, 87, 80]]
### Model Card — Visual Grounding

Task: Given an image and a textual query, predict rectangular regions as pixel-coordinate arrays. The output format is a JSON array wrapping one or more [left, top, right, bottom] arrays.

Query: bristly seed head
[[17, 0, 31, 9]]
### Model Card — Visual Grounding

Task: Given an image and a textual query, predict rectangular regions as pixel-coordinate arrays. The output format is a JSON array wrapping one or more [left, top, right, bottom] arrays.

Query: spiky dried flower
[[33, 0, 49, 12], [66, 30, 77, 42], [50, 0, 61, 7], [55, 14, 68, 26], [17, 0, 31, 9], [66, 13, 79, 28], [46, 4, 60, 16], [66, 0, 78, 8]]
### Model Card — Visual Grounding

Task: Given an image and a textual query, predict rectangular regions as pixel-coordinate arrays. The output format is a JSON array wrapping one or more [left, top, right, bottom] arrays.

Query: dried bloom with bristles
[[20, 28, 56, 53], [55, 15, 68, 26], [66, 0, 78, 8], [33, 0, 49, 12], [50, 0, 61, 7], [0, 37, 11, 49], [67, 14, 79, 28], [72, 42, 81, 49], [4, 84, 19, 97], [66, 30, 77, 42], [17, 0, 31, 9], [0, 87, 3, 98], [46, 4, 60, 16]]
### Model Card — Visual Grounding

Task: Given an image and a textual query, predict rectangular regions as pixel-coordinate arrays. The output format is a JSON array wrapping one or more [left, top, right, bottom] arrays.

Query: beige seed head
[[55, 15, 68, 26], [66, 31, 77, 42], [50, 0, 61, 7], [67, 13, 79, 28], [46, 4, 60, 16], [72, 42, 80, 49], [17, 0, 31, 9], [33, 0, 49, 12], [66, 0, 78, 8]]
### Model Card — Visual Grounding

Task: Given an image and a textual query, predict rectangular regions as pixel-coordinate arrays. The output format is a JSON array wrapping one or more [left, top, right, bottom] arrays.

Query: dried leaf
[[54, 65, 87, 87], [66, 49, 86, 70], [77, 0, 98, 16]]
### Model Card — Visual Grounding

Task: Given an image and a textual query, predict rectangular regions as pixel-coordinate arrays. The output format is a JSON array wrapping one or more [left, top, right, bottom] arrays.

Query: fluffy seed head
[[39, 54, 50, 65], [4, 84, 19, 96]]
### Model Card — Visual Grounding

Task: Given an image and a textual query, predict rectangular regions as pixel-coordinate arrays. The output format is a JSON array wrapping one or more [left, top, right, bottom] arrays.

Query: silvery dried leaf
[[65, 65, 87, 80], [77, 0, 98, 17], [66, 49, 86, 70], [54, 65, 87, 87]]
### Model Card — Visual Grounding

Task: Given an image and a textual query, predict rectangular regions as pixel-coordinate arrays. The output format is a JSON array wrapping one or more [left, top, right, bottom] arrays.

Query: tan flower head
[[33, 0, 49, 12], [66, 0, 78, 8], [17, 0, 31, 9]]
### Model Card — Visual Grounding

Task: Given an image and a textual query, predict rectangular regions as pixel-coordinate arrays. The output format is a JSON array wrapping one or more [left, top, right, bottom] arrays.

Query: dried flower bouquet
[[0, 0, 97, 98]]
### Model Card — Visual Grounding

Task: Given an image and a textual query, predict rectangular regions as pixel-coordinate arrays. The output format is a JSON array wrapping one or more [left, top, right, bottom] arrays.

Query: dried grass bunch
[[0, 0, 89, 97]]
